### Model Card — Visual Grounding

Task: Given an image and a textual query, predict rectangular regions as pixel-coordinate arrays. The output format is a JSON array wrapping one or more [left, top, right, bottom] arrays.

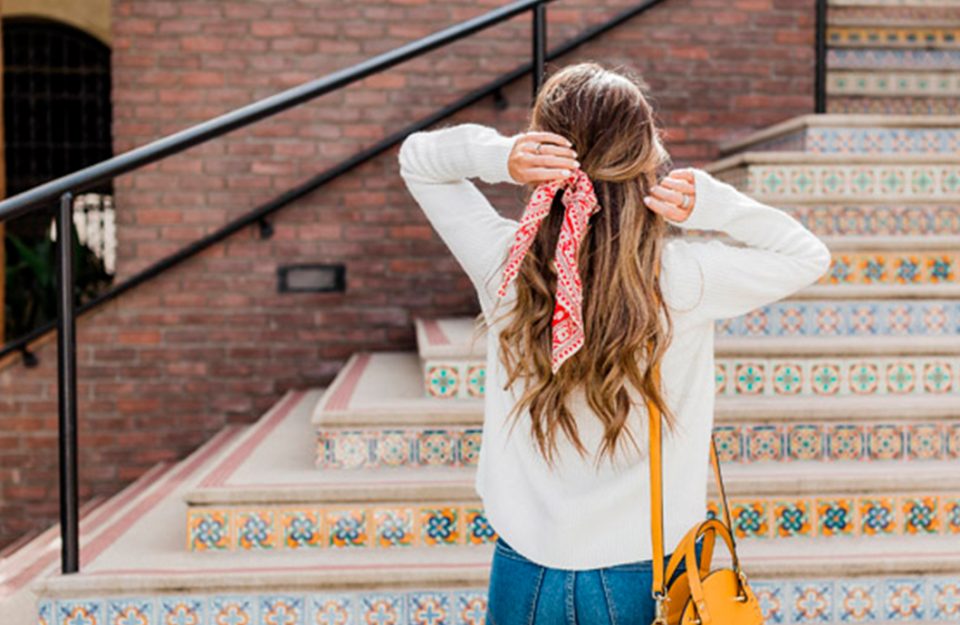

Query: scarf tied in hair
[[497, 168, 602, 374]]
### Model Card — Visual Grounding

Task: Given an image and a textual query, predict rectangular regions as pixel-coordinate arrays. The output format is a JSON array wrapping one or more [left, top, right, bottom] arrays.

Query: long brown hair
[[479, 61, 679, 468]]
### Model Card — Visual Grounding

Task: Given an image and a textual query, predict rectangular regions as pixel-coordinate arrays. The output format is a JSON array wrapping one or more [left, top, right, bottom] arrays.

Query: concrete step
[[21, 392, 960, 625], [717, 113, 960, 157], [409, 315, 960, 398], [184, 415, 960, 550], [416, 313, 960, 361], [31, 534, 960, 625], [331, 345, 960, 401], [706, 152, 960, 203], [0, 425, 246, 625], [311, 350, 960, 465], [827, 25, 960, 49], [187, 390, 960, 552]]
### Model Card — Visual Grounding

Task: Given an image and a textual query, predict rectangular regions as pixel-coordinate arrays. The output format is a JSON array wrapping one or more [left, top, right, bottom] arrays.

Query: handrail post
[[814, 0, 827, 114], [56, 191, 80, 573], [532, 3, 547, 99]]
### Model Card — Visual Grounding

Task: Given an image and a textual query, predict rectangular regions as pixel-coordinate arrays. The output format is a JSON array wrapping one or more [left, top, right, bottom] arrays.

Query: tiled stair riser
[[186, 504, 492, 552], [743, 127, 960, 155], [828, 48, 960, 71], [828, 96, 960, 115], [784, 204, 960, 236], [35, 576, 960, 625], [186, 493, 960, 552], [424, 355, 960, 399], [828, 27, 960, 48], [830, 5, 960, 23], [716, 164, 960, 201], [824, 251, 951, 285], [715, 300, 960, 337], [829, 72, 960, 97], [313, 421, 960, 470]]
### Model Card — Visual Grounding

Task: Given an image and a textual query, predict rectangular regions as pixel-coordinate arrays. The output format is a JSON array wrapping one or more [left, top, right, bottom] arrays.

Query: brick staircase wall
[[0, 0, 816, 550]]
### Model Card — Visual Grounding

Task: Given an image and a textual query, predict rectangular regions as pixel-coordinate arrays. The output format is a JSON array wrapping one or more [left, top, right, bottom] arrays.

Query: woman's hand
[[508, 131, 580, 184], [644, 168, 696, 223]]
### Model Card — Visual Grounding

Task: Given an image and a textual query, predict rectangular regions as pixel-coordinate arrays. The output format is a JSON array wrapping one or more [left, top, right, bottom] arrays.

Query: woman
[[398, 61, 831, 624]]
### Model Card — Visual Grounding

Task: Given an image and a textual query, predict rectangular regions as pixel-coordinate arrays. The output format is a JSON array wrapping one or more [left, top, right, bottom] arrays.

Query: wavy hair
[[477, 61, 681, 468]]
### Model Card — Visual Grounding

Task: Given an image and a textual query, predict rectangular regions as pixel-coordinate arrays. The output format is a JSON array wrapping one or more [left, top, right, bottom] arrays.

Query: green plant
[[3, 214, 113, 343]]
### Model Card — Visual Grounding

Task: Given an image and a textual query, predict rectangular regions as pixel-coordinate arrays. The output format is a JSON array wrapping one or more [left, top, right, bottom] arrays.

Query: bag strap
[[647, 261, 738, 599]]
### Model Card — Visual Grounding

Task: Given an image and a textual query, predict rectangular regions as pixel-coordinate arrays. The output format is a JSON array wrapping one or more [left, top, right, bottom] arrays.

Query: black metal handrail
[[815, 0, 828, 113], [0, 0, 556, 576], [0, 0, 828, 575]]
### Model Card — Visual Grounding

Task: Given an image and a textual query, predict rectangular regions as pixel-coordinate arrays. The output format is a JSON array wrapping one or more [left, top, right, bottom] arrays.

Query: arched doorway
[[3, 16, 114, 341]]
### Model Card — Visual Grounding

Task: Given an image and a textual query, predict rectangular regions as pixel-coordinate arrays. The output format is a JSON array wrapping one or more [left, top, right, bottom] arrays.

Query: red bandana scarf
[[497, 168, 601, 374]]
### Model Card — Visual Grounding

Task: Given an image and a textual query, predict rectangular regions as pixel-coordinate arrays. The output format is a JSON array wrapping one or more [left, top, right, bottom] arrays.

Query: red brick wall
[[0, 0, 815, 548]]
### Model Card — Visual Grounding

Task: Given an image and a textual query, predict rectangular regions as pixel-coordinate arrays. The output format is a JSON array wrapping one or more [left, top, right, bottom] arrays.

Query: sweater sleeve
[[661, 167, 832, 324], [397, 122, 523, 315]]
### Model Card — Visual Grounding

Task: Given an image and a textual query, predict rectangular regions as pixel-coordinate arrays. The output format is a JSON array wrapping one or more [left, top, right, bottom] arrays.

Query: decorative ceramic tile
[[235, 509, 277, 550], [791, 582, 833, 623], [188, 509, 231, 551], [817, 499, 855, 537], [945, 498, 960, 534], [421, 507, 460, 546], [426, 364, 460, 399], [829, 71, 960, 96], [774, 500, 811, 538], [328, 509, 367, 548], [885, 579, 926, 620], [828, 27, 960, 48], [903, 496, 940, 534], [282, 509, 322, 549], [374, 508, 415, 547], [931, 579, 960, 620], [860, 497, 897, 536], [107, 599, 155, 625], [39, 576, 960, 624]]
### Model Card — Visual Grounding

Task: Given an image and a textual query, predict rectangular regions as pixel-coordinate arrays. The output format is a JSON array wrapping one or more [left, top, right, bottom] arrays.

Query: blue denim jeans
[[485, 536, 705, 625]]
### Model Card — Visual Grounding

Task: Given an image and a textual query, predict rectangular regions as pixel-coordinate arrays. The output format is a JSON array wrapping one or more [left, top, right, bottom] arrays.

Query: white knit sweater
[[398, 122, 831, 570]]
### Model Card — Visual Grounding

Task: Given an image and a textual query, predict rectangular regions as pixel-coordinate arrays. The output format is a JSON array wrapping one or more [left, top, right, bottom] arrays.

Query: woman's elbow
[[804, 241, 832, 285]]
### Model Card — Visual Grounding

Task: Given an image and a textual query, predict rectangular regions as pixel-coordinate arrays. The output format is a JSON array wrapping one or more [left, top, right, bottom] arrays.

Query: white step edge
[[718, 113, 960, 155], [29, 534, 960, 597], [183, 459, 960, 506], [707, 150, 960, 172], [416, 316, 960, 360]]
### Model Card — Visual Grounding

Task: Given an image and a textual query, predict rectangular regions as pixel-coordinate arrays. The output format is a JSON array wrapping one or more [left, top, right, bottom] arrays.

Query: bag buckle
[[734, 567, 750, 602], [651, 590, 669, 625]]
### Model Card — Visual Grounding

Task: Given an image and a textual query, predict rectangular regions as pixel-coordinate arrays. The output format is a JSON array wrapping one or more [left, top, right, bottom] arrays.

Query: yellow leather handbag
[[646, 362, 765, 625]]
